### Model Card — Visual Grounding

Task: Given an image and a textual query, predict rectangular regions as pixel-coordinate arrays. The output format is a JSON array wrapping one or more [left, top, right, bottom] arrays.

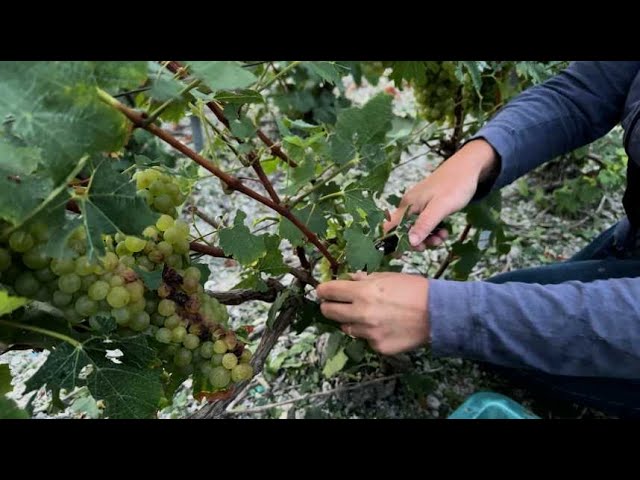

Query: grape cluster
[[0, 167, 253, 395], [412, 61, 500, 125]]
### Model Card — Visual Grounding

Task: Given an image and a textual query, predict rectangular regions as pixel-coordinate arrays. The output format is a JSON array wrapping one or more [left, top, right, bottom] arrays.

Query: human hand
[[316, 272, 430, 356], [384, 139, 498, 251]]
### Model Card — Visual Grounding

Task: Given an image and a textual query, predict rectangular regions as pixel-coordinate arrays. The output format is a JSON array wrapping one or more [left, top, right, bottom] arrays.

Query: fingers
[[320, 301, 360, 323], [341, 323, 373, 339], [316, 280, 362, 303], [423, 228, 449, 248], [408, 200, 455, 247]]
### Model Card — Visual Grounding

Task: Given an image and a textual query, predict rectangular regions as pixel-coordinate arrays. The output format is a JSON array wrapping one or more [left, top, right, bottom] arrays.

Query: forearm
[[428, 277, 640, 379]]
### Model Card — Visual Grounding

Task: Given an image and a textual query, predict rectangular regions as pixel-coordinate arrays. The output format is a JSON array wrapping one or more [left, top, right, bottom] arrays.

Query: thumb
[[408, 199, 454, 247]]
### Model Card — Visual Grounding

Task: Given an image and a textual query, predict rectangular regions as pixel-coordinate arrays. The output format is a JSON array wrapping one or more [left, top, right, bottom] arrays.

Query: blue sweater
[[429, 61, 640, 379]]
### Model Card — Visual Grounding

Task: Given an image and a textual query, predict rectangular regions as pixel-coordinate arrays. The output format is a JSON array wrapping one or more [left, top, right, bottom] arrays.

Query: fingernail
[[409, 232, 419, 245]]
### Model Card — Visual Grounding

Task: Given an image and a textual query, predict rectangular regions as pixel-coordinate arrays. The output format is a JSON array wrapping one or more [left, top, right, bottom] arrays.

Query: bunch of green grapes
[[0, 167, 253, 396], [134, 168, 186, 217], [413, 61, 501, 125]]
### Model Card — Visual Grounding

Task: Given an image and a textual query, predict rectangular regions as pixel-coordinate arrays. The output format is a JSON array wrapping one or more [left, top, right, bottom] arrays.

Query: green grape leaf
[[279, 204, 327, 247], [92, 61, 148, 92], [461, 61, 483, 95], [306, 62, 345, 84], [214, 89, 264, 104], [187, 61, 257, 91], [149, 76, 183, 102], [293, 298, 338, 334], [232, 272, 269, 292], [0, 168, 55, 226], [256, 235, 289, 276], [325, 330, 345, 359], [343, 226, 383, 272], [344, 338, 367, 363], [229, 117, 256, 139], [0, 62, 128, 184], [403, 372, 437, 397], [44, 216, 83, 260], [0, 396, 29, 419], [69, 394, 101, 419], [0, 290, 29, 316], [88, 315, 117, 334], [25, 334, 162, 419], [267, 289, 292, 329], [451, 241, 482, 280], [0, 364, 13, 395], [322, 348, 349, 378], [330, 93, 393, 165], [132, 265, 163, 290], [0, 136, 42, 176], [390, 61, 427, 85], [218, 211, 266, 265], [79, 160, 159, 259], [465, 191, 501, 231], [344, 188, 385, 232]]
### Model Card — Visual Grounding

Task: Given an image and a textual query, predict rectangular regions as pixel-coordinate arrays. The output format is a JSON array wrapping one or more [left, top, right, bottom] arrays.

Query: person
[[316, 61, 640, 418]]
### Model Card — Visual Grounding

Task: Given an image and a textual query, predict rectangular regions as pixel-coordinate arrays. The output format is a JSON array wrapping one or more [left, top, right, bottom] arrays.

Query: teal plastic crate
[[448, 392, 539, 419]]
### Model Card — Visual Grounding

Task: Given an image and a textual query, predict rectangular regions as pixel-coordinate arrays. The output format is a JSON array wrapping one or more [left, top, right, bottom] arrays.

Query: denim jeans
[[483, 217, 640, 418]]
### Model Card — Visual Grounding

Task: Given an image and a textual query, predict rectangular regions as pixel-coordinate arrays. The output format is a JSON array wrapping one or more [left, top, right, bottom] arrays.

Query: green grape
[[112, 307, 130, 325], [173, 239, 190, 255], [162, 226, 183, 245], [165, 254, 183, 269], [34, 287, 51, 302], [183, 334, 200, 350], [142, 225, 159, 240], [115, 242, 130, 257], [14, 272, 39, 297], [164, 314, 181, 329], [107, 286, 130, 308], [129, 297, 147, 313], [74, 256, 95, 276], [119, 255, 135, 267], [88, 280, 110, 301], [155, 327, 173, 344], [137, 189, 153, 205], [8, 231, 34, 253], [151, 313, 165, 327], [158, 299, 176, 316], [75, 295, 97, 317], [125, 281, 145, 302], [173, 348, 192, 367], [109, 275, 125, 287], [125, 236, 146, 253], [58, 273, 82, 294], [157, 241, 173, 257], [28, 222, 49, 243], [145, 298, 158, 315], [147, 249, 164, 264], [209, 367, 231, 389], [149, 180, 165, 196], [63, 307, 83, 325], [101, 252, 119, 271], [156, 214, 174, 232], [130, 311, 150, 332], [153, 194, 173, 213], [0, 248, 11, 272], [114, 232, 126, 243], [52, 290, 73, 307], [184, 266, 201, 282], [137, 256, 155, 271], [231, 364, 254, 383], [222, 353, 238, 370], [211, 353, 224, 366], [240, 349, 252, 364], [157, 283, 171, 298], [22, 247, 50, 270], [188, 323, 202, 336], [171, 326, 187, 343], [213, 339, 227, 354], [174, 220, 189, 235], [81, 274, 98, 292], [200, 362, 213, 377], [182, 277, 199, 294], [34, 268, 55, 283], [199, 341, 214, 359], [165, 182, 180, 198]]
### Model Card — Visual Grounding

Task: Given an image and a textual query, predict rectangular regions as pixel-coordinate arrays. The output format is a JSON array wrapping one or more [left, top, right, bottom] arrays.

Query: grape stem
[[0, 319, 82, 349], [433, 222, 472, 279], [287, 159, 358, 208], [189, 241, 229, 258], [97, 88, 339, 272], [164, 61, 297, 168], [143, 79, 201, 127]]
